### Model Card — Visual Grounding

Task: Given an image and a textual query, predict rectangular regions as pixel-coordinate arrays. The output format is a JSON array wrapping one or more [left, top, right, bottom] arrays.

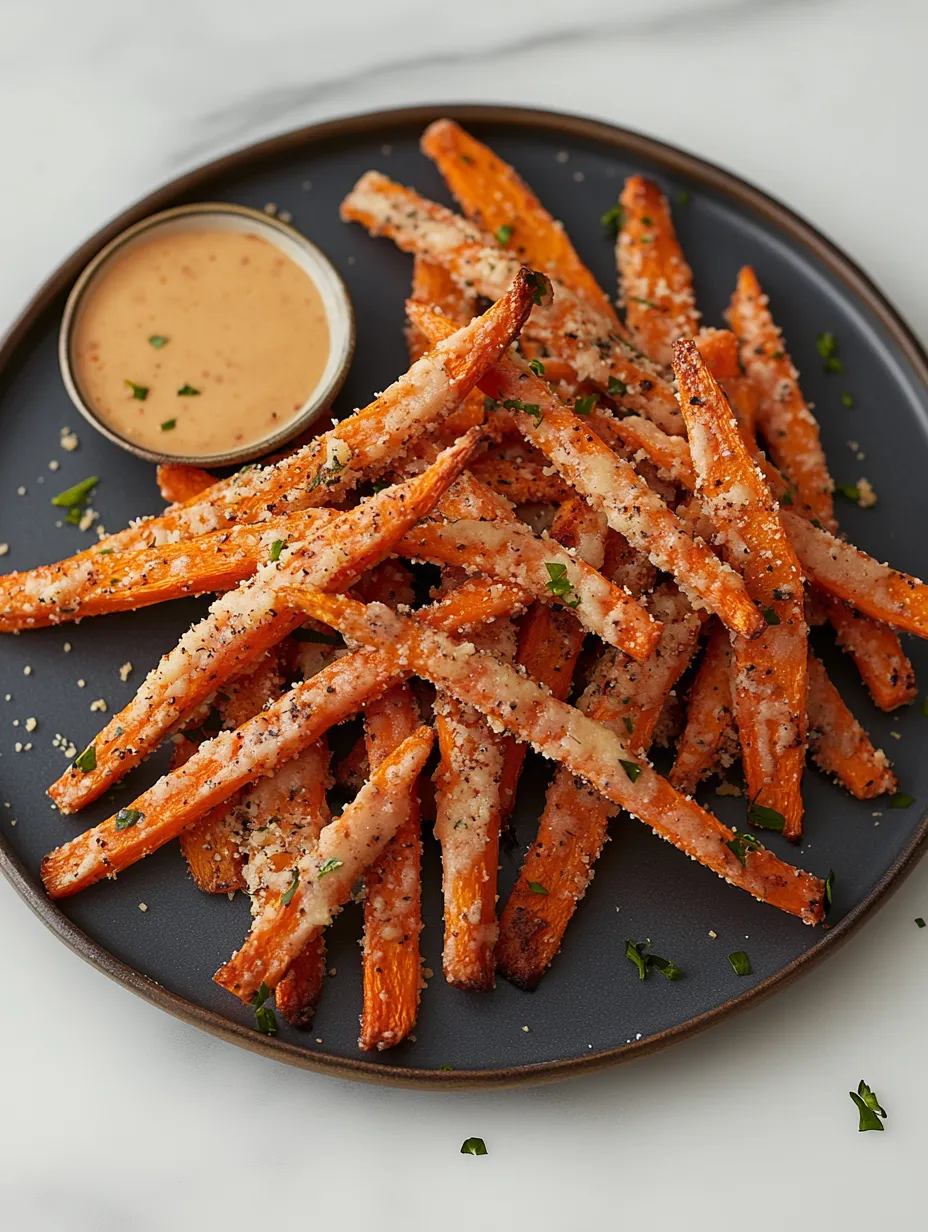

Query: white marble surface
[[1, 0, 927, 1227]]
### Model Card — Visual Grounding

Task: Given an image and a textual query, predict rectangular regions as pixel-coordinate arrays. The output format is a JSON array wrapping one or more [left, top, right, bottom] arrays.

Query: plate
[[2, 105, 927, 1089]]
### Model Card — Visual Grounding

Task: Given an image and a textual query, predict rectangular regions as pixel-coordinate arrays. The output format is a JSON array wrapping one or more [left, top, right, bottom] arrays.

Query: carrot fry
[[727, 266, 835, 528], [669, 621, 736, 795], [359, 681, 424, 1050], [47, 428, 484, 814], [806, 652, 897, 799], [496, 582, 701, 988], [333, 734, 369, 793], [818, 593, 917, 712], [497, 499, 608, 821], [401, 518, 659, 659], [695, 327, 760, 447], [179, 648, 286, 893], [468, 455, 571, 504], [157, 463, 217, 505], [2, 271, 534, 627], [617, 176, 699, 366], [241, 740, 333, 1028], [341, 171, 684, 432], [421, 118, 618, 323], [410, 301, 763, 640], [607, 413, 697, 488], [286, 592, 826, 925], [673, 338, 808, 840], [40, 580, 524, 900], [214, 726, 435, 1002]]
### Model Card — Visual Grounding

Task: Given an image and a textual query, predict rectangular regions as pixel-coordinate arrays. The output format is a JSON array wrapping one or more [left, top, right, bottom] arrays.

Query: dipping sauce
[[71, 228, 331, 458]]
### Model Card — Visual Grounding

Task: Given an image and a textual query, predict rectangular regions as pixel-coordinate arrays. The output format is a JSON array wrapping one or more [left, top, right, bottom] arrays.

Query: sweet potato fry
[[496, 582, 701, 988], [2, 271, 534, 626], [341, 172, 684, 433], [178, 648, 287, 893], [806, 652, 896, 799], [669, 621, 736, 795], [410, 301, 764, 640], [781, 510, 928, 640], [40, 579, 525, 900], [468, 455, 571, 504], [286, 592, 826, 924], [157, 463, 216, 505], [359, 681, 424, 1050], [727, 266, 835, 528], [214, 725, 435, 1002], [673, 338, 808, 839], [617, 176, 699, 366], [421, 118, 618, 323], [48, 429, 485, 814], [401, 518, 659, 659], [241, 740, 333, 1028], [497, 499, 608, 821], [818, 593, 917, 711]]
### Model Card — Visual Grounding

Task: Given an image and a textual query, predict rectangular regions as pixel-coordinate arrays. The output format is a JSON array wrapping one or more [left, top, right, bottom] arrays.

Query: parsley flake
[[727, 830, 760, 866], [148, 335, 168, 349], [461, 1137, 488, 1156], [114, 808, 143, 830], [527, 270, 551, 306], [625, 938, 683, 981], [160, 419, 177, 431], [841, 392, 855, 408], [835, 482, 860, 502], [917, 918, 926, 929], [629, 295, 659, 309], [528, 358, 546, 377], [601, 203, 625, 236], [620, 759, 641, 783], [251, 982, 278, 1036], [269, 538, 286, 563], [747, 798, 786, 832], [280, 868, 300, 906], [125, 380, 149, 400], [676, 190, 690, 205], [528, 881, 549, 896], [495, 223, 514, 245], [850, 1080, 886, 1131], [74, 743, 96, 773], [51, 476, 98, 509], [177, 384, 201, 396], [889, 792, 915, 809], [824, 869, 835, 912], [728, 950, 752, 976], [622, 715, 634, 735], [318, 857, 343, 878], [607, 376, 628, 397], [816, 332, 843, 373], [502, 398, 543, 426], [544, 562, 580, 608], [573, 394, 598, 417], [761, 606, 780, 626]]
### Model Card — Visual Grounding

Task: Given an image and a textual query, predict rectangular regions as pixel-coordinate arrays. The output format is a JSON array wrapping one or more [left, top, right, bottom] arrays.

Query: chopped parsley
[[824, 869, 835, 912], [607, 376, 627, 397], [148, 335, 168, 349], [622, 715, 634, 735], [625, 938, 683, 981], [888, 792, 915, 809], [251, 982, 278, 1036], [841, 392, 855, 408], [114, 808, 143, 830], [318, 857, 343, 878], [502, 398, 543, 426], [177, 384, 201, 396], [311, 457, 349, 489], [125, 380, 148, 400], [74, 743, 97, 773], [280, 868, 300, 906], [527, 881, 549, 896], [761, 606, 781, 626], [544, 562, 580, 608], [916, 918, 926, 929], [573, 394, 598, 417], [620, 759, 641, 783], [676, 190, 690, 205], [527, 270, 551, 306], [51, 476, 98, 509], [628, 296, 659, 309], [461, 1137, 488, 1156], [816, 331, 843, 373], [747, 798, 786, 833], [600, 203, 625, 236], [528, 358, 546, 377], [728, 950, 752, 976], [160, 419, 177, 431], [495, 223, 514, 245], [779, 488, 794, 506], [835, 482, 860, 503], [269, 539, 286, 563], [850, 1080, 886, 1132], [726, 829, 760, 866]]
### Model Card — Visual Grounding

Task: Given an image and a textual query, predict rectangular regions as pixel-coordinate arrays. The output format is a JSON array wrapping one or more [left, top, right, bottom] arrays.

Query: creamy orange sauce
[[72, 228, 330, 457]]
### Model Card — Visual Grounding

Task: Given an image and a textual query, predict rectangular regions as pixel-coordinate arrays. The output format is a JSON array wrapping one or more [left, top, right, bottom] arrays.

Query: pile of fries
[[10, 120, 927, 1049]]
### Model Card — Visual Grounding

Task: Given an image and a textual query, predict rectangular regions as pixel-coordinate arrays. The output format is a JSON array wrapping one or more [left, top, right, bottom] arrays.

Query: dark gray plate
[[2, 105, 927, 1088]]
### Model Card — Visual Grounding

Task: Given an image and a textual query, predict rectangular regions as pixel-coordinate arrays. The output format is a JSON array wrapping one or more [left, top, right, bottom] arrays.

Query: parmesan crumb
[[138, 903, 148, 912], [327, 967, 337, 977], [60, 428, 79, 452], [708, 929, 718, 938], [572, 170, 585, 182], [263, 202, 278, 216], [277, 209, 292, 224], [77, 679, 85, 688], [521, 1025, 530, 1032], [24, 717, 36, 733], [63, 642, 72, 653], [89, 698, 107, 713], [119, 662, 133, 681], [16, 486, 26, 496], [48, 459, 60, 471], [22, 666, 32, 677], [856, 477, 877, 508], [0, 544, 8, 557], [555, 150, 569, 163], [715, 780, 742, 797]]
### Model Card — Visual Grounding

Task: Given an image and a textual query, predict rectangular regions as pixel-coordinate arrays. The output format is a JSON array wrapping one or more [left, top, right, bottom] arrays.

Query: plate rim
[[2, 101, 927, 1090]]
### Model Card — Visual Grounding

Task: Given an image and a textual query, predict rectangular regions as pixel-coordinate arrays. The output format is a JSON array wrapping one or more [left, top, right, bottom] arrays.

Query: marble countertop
[[1, 1, 926, 1228]]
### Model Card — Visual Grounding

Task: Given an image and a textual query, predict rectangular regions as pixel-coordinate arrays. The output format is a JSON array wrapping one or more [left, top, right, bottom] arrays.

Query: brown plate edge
[[2, 102, 928, 1091]]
